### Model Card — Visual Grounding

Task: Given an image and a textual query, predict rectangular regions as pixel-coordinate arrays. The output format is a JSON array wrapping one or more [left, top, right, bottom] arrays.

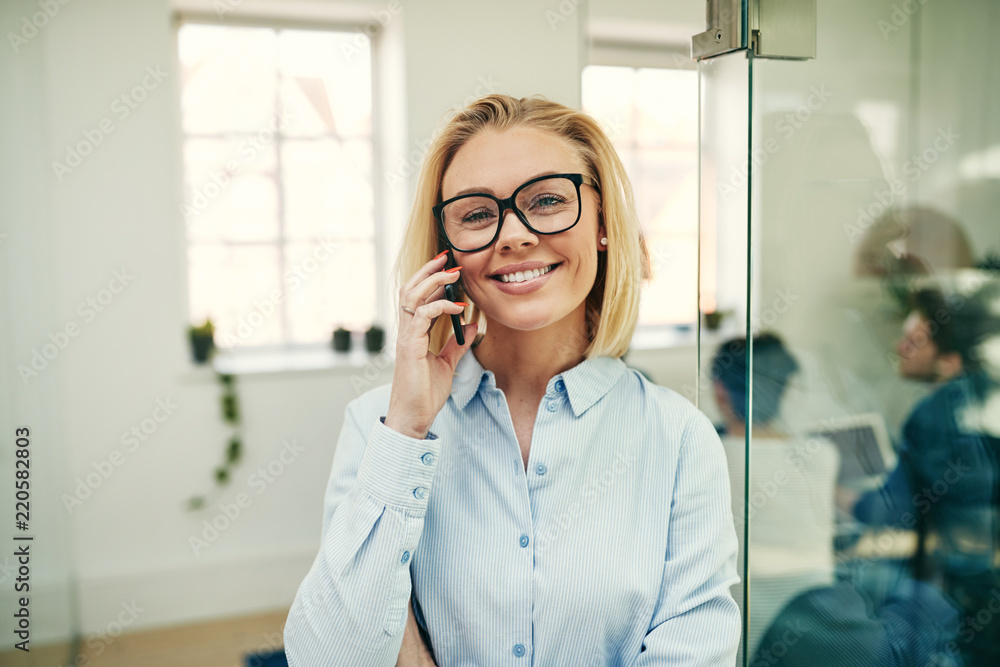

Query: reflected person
[[711, 333, 839, 659], [844, 281, 1000, 667], [284, 95, 741, 666]]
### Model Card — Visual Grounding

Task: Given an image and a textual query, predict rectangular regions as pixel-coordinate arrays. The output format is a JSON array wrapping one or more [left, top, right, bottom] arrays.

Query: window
[[582, 65, 702, 329], [178, 23, 376, 351]]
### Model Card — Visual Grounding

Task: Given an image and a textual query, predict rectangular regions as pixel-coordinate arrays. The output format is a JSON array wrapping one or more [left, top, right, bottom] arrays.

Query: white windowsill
[[178, 343, 392, 382], [177, 323, 743, 382]]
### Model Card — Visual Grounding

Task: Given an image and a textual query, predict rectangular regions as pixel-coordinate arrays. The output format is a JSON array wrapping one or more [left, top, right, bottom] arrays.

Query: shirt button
[[555, 379, 565, 393], [535, 463, 547, 476], [400, 550, 410, 564], [421, 452, 436, 466], [519, 534, 529, 548], [413, 487, 428, 500], [546, 399, 558, 412], [513, 643, 526, 657]]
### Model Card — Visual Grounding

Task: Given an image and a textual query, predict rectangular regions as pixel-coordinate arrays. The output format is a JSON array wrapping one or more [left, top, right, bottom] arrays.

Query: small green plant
[[703, 308, 733, 331], [186, 371, 243, 510], [188, 318, 216, 364], [332, 326, 352, 352], [365, 324, 385, 353]]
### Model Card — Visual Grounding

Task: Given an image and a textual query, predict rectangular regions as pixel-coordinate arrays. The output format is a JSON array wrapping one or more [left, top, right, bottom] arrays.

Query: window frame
[[173, 12, 387, 369]]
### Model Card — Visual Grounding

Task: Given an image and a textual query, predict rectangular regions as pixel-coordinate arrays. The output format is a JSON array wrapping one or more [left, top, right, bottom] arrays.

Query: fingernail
[[432, 250, 448, 261], [445, 265, 463, 273], [454, 302, 468, 307]]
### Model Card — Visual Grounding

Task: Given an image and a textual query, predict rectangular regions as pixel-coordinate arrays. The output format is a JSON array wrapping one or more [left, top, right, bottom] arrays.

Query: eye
[[530, 193, 568, 211], [462, 208, 496, 225]]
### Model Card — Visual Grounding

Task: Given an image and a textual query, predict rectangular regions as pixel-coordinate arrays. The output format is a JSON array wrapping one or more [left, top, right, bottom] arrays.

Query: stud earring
[[600, 237, 608, 246]]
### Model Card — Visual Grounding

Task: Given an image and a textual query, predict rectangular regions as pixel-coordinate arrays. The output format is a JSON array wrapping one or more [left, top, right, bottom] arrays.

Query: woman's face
[[441, 126, 605, 336]]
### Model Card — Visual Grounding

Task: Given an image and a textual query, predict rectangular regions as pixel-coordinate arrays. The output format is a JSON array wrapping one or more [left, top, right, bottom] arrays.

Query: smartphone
[[442, 249, 465, 346]]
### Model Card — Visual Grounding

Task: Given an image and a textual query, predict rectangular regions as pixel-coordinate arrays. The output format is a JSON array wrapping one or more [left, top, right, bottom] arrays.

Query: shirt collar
[[451, 348, 628, 417]]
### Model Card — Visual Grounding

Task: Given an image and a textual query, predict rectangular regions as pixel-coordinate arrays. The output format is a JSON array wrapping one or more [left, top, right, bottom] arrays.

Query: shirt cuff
[[354, 416, 442, 511]]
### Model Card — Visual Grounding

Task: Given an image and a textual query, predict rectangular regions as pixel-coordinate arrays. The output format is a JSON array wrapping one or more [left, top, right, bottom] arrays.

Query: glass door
[[697, 1, 1000, 665]]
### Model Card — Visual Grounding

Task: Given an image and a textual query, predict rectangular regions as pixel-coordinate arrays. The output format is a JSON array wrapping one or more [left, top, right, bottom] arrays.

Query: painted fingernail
[[454, 302, 468, 307], [432, 250, 448, 261], [445, 265, 463, 273]]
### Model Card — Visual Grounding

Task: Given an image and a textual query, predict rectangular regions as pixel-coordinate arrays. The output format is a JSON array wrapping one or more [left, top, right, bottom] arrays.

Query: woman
[[284, 94, 740, 666]]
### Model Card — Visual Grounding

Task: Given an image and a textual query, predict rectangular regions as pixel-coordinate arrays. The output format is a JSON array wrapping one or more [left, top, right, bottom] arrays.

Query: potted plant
[[332, 326, 352, 352], [365, 325, 385, 353], [703, 309, 732, 331], [188, 318, 216, 364]]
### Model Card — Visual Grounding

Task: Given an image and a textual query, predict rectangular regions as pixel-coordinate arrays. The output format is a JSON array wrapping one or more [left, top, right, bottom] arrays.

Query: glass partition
[[697, 51, 752, 663], [700, 0, 1000, 665]]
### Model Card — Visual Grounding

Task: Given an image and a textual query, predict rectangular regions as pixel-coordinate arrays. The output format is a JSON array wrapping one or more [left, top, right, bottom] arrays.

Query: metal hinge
[[692, 0, 816, 61]]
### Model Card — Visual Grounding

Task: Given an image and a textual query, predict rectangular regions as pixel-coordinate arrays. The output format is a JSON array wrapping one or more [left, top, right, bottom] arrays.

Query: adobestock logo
[[188, 439, 306, 555], [18, 268, 136, 385], [844, 126, 960, 244], [51, 66, 169, 182], [6, 0, 73, 54], [180, 109, 295, 225], [61, 397, 180, 514], [535, 449, 635, 553], [718, 84, 834, 202]]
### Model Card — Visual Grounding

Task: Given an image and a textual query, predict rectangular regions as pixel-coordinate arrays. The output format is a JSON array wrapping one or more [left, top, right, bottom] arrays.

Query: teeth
[[500, 265, 554, 283]]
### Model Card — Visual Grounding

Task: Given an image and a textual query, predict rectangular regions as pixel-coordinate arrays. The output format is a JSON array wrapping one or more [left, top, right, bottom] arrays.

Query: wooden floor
[[0, 608, 290, 667]]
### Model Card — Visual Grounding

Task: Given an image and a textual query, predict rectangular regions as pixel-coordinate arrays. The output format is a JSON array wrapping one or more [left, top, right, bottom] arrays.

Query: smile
[[493, 263, 560, 283], [489, 263, 561, 295]]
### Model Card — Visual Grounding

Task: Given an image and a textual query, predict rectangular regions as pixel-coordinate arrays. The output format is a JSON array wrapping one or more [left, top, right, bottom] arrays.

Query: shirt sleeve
[[633, 408, 742, 666], [853, 453, 914, 526], [854, 405, 925, 527], [283, 397, 442, 667]]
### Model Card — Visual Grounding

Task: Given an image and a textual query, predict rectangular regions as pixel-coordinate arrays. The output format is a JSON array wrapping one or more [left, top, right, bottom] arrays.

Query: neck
[[474, 306, 589, 398]]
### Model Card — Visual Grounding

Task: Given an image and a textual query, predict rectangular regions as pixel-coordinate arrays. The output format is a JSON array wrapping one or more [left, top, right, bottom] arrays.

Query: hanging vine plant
[[186, 371, 243, 510]]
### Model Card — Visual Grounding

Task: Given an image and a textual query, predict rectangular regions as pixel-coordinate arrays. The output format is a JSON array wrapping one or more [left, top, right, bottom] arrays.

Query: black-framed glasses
[[432, 173, 600, 253]]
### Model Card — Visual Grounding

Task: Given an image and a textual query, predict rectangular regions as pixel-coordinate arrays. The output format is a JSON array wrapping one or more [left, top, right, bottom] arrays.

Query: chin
[[492, 316, 556, 332], [481, 304, 555, 330]]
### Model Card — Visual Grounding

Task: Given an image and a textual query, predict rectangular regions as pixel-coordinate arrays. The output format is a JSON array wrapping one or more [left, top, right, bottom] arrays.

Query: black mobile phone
[[442, 249, 465, 346]]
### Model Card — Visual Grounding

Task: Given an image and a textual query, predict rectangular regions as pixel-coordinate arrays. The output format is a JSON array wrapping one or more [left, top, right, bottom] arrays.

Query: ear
[[597, 217, 607, 252], [935, 352, 963, 381]]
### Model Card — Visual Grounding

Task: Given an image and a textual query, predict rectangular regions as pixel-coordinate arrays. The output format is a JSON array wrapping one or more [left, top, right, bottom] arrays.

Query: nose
[[495, 206, 538, 251]]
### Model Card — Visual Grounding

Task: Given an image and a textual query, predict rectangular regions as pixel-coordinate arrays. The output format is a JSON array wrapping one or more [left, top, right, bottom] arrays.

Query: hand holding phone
[[383, 249, 475, 440], [442, 249, 465, 346]]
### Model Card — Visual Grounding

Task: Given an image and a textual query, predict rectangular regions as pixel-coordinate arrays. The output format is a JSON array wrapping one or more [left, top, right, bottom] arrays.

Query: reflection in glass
[[712, 334, 839, 659], [729, 1, 1000, 665]]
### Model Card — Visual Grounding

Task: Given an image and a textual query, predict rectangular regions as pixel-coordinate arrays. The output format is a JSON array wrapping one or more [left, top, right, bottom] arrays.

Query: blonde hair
[[392, 94, 651, 359]]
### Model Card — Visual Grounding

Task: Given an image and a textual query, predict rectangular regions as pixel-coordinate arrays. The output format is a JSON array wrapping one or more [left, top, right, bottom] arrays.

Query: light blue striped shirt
[[285, 350, 741, 666]]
